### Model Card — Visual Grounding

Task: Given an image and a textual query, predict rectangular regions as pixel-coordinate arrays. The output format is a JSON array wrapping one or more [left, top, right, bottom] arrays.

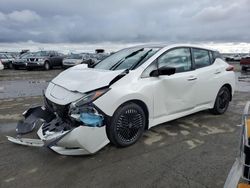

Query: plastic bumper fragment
[[7, 136, 44, 147], [7, 128, 71, 148], [16, 106, 55, 134], [7, 104, 110, 155]]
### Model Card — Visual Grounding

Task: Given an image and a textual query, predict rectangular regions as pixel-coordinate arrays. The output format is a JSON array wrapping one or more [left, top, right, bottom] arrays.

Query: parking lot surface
[[0, 65, 250, 188]]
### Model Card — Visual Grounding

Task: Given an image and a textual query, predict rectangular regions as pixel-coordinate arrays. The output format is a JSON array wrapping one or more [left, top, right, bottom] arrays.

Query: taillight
[[226, 65, 234, 71]]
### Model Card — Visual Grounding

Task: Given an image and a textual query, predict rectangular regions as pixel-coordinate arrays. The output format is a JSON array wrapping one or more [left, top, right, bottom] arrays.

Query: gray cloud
[[0, 0, 249, 44]]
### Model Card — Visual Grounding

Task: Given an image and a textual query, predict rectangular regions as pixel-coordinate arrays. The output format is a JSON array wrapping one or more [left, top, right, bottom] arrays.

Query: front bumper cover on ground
[[7, 106, 109, 155]]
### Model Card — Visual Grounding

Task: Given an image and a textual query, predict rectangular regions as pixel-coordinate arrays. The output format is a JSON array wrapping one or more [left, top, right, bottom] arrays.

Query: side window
[[158, 48, 192, 73], [49, 52, 55, 57], [209, 51, 215, 64], [193, 48, 210, 69]]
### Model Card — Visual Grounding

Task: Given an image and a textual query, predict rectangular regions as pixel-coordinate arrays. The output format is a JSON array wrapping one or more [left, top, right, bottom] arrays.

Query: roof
[[128, 43, 217, 52]]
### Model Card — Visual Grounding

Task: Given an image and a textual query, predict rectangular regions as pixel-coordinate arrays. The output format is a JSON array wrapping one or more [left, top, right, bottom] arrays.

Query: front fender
[[93, 86, 153, 119]]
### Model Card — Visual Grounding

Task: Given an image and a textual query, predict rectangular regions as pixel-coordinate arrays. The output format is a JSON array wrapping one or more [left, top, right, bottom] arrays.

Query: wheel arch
[[44, 60, 50, 64]]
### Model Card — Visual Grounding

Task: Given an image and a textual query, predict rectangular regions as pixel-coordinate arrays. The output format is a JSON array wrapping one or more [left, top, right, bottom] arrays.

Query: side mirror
[[150, 66, 176, 77], [49, 54, 54, 57]]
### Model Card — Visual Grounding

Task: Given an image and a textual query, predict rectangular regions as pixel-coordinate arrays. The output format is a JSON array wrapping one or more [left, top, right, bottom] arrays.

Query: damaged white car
[[8, 44, 236, 155]]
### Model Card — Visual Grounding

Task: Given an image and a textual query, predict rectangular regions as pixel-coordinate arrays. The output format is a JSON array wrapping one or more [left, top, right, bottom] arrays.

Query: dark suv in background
[[26, 51, 64, 70]]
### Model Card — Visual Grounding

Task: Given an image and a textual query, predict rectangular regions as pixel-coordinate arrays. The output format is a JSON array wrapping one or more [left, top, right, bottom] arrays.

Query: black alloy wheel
[[107, 103, 146, 147], [210, 86, 231, 115]]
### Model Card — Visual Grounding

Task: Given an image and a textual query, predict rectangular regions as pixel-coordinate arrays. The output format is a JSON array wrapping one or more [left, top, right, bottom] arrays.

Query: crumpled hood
[[52, 64, 124, 93]]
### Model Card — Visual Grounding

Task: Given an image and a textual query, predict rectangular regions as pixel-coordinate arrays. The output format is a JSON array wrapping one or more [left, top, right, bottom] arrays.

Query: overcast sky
[[0, 0, 250, 52]]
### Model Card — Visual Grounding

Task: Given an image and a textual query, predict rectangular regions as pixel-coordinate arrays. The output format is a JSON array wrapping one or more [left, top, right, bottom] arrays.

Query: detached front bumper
[[7, 106, 109, 155]]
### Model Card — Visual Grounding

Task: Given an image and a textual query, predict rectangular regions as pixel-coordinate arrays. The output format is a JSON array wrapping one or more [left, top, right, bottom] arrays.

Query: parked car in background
[[8, 44, 235, 155], [12, 52, 33, 69], [224, 55, 234, 62], [26, 51, 64, 70], [0, 53, 15, 69], [63, 53, 88, 68], [232, 54, 242, 61], [240, 56, 250, 71], [224, 54, 243, 62], [0, 60, 4, 70], [95, 53, 109, 61]]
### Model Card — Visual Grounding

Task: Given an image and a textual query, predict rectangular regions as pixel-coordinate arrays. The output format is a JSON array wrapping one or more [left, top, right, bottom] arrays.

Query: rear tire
[[242, 66, 247, 71], [107, 103, 146, 147], [210, 86, 231, 115]]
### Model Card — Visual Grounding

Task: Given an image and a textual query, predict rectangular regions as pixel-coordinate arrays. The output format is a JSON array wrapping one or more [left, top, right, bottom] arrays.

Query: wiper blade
[[130, 49, 152, 70], [110, 48, 144, 70]]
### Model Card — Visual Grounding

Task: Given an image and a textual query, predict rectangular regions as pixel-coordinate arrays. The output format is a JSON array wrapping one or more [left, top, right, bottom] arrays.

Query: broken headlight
[[69, 88, 109, 127], [71, 88, 110, 108]]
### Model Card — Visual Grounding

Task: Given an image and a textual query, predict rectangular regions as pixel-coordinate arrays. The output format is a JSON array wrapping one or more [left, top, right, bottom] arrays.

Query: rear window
[[193, 48, 210, 69]]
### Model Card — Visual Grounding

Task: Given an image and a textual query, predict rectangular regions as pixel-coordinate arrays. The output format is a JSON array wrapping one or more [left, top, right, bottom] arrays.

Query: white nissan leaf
[[8, 44, 235, 155]]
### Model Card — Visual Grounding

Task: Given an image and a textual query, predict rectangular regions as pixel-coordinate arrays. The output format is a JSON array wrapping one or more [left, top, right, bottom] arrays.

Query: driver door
[[153, 47, 198, 118]]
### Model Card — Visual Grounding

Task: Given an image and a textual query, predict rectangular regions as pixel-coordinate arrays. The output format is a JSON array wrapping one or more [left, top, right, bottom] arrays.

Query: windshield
[[94, 47, 159, 70], [34, 51, 50, 57], [67, 53, 82, 59], [20, 53, 32, 58]]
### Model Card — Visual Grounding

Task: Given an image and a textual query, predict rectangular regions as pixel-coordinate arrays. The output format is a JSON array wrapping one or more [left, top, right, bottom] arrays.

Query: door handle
[[187, 76, 197, 81], [214, 69, 221, 74]]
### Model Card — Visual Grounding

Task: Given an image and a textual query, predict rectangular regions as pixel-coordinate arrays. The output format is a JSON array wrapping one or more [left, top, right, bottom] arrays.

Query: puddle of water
[[185, 139, 204, 149], [0, 122, 17, 133], [0, 80, 49, 99], [144, 131, 163, 145], [235, 72, 250, 92]]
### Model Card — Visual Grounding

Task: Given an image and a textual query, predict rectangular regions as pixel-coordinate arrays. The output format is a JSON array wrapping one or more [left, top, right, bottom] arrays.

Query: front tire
[[107, 103, 146, 147], [210, 86, 231, 115], [8, 62, 13, 69], [44, 61, 50, 70]]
